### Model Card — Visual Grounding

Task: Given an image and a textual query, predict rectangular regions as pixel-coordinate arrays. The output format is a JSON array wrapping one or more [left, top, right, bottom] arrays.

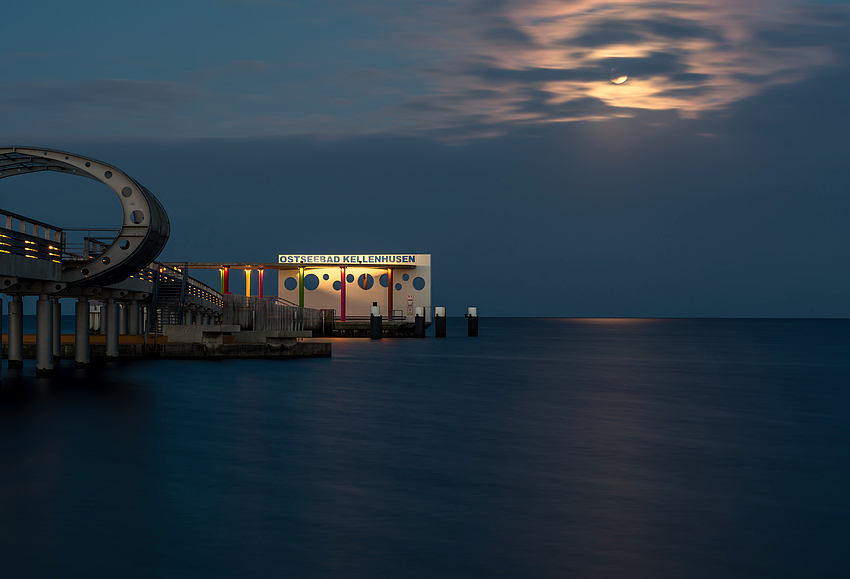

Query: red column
[[340, 267, 346, 322], [223, 267, 230, 294], [258, 269, 264, 299]]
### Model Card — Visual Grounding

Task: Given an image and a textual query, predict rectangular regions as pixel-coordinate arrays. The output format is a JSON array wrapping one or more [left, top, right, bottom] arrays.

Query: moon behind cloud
[[611, 75, 628, 84]]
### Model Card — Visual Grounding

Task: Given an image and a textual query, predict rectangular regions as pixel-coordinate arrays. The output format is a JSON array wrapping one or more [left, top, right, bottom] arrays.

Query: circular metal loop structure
[[0, 146, 169, 286]]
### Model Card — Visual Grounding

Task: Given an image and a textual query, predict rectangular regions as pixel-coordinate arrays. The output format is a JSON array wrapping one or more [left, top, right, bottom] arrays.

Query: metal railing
[[164, 263, 224, 308], [0, 208, 63, 241], [262, 295, 300, 308], [145, 263, 225, 335], [61, 228, 119, 261], [0, 228, 63, 262], [0, 208, 64, 263], [336, 309, 407, 322], [222, 294, 330, 333]]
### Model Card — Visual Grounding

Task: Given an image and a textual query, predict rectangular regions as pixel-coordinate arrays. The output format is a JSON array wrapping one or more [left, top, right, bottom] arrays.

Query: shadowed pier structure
[[0, 146, 225, 375]]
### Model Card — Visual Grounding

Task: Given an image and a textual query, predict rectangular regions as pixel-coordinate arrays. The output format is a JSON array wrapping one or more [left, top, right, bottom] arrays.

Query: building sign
[[278, 254, 416, 265]]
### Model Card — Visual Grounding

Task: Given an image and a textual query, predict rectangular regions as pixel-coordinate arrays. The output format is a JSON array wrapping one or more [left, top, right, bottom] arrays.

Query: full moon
[[610, 75, 628, 84]]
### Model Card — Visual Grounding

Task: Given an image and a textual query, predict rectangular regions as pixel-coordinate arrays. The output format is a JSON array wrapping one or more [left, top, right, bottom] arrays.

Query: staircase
[[153, 276, 184, 331]]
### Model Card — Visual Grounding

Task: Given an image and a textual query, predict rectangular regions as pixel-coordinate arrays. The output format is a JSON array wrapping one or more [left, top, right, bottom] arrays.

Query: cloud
[[479, 18, 536, 45], [2, 0, 848, 141], [375, 0, 850, 138], [0, 79, 200, 108]]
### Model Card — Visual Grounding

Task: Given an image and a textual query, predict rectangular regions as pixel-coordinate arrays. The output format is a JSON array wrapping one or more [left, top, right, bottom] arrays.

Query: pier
[[168, 255, 433, 337], [0, 146, 331, 375]]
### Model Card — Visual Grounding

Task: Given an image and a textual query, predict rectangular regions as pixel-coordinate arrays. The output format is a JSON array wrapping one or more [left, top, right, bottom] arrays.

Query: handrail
[[262, 295, 300, 308], [0, 207, 63, 234], [0, 228, 62, 263], [1, 147, 171, 287], [335, 314, 411, 323]]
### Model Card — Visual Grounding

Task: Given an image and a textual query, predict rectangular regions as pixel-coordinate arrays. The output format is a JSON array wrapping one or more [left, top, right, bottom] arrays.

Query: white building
[[276, 254, 431, 322]]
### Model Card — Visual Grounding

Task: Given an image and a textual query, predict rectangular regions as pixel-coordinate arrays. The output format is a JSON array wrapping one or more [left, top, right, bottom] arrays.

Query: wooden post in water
[[370, 303, 382, 340], [435, 307, 446, 338], [414, 306, 425, 338], [467, 307, 478, 337]]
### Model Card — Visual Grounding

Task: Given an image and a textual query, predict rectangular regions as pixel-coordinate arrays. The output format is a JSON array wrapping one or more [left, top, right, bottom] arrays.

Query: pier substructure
[[105, 298, 119, 358], [8, 296, 23, 369], [76, 297, 90, 367], [36, 294, 53, 376], [128, 300, 140, 335], [119, 304, 128, 335], [53, 297, 61, 363]]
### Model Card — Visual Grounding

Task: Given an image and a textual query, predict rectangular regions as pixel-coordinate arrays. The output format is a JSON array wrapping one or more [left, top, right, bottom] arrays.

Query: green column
[[299, 267, 305, 308]]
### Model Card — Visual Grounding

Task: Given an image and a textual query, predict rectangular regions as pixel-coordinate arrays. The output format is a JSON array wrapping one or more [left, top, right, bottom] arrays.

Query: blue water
[[0, 318, 848, 578]]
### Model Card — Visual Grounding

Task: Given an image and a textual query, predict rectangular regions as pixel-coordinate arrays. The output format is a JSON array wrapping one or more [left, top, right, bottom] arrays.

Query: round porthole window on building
[[395, 283, 402, 291], [403, 273, 410, 281], [413, 277, 426, 290], [379, 273, 388, 287], [347, 274, 354, 283], [284, 277, 298, 291], [358, 273, 374, 290], [333, 281, 341, 291], [323, 273, 329, 281], [304, 274, 320, 290]]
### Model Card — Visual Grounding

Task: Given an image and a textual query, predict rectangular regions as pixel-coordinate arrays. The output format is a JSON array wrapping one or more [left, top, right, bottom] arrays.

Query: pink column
[[340, 267, 346, 321], [258, 269, 264, 299], [387, 268, 393, 322]]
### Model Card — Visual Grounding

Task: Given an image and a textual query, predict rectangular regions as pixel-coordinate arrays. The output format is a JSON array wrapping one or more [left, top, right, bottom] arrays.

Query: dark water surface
[[1, 318, 848, 578]]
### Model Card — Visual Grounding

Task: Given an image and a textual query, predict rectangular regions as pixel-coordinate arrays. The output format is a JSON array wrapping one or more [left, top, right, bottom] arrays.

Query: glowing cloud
[[387, 0, 848, 136]]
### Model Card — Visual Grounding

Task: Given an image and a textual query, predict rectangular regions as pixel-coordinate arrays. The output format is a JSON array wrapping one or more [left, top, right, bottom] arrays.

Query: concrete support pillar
[[98, 305, 107, 335], [8, 296, 23, 369], [128, 300, 140, 335], [53, 297, 61, 362], [184, 309, 193, 325], [36, 294, 53, 376], [119, 304, 128, 335], [105, 298, 119, 358], [75, 298, 90, 367]]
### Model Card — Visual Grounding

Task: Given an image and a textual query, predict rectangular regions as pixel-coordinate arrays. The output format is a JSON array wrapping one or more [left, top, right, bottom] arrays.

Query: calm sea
[[0, 318, 848, 578]]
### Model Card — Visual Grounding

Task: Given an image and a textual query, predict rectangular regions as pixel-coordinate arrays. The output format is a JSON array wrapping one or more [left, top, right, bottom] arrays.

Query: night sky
[[2, 0, 849, 316]]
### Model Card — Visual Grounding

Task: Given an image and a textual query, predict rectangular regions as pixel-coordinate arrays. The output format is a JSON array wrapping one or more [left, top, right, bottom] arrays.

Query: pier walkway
[[0, 146, 225, 375]]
